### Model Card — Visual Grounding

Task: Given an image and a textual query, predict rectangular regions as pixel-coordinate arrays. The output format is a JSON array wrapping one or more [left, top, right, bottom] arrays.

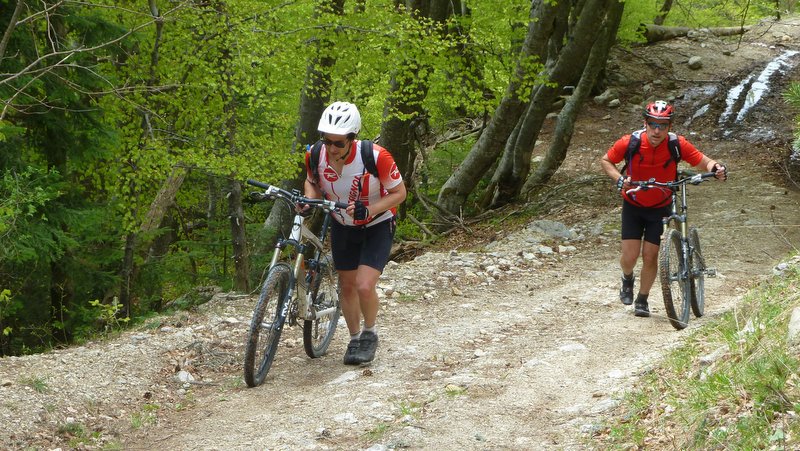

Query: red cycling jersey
[[606, 132, 704, 208], [305, 140, 403, 227]]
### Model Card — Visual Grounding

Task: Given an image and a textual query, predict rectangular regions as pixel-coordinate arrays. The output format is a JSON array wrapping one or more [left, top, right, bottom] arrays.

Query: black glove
[[353, 200, 369, 221], [616, 176, 626, 192]]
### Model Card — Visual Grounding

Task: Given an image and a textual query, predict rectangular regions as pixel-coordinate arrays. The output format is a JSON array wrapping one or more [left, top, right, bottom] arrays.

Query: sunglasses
[[646, 121, 670, 130], [322, 137, 348, 148]]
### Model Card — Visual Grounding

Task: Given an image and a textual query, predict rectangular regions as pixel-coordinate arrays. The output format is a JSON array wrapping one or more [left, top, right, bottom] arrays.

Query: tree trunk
[[653, 0, 673, 26], [486, 0, 609, 209], [436, 0, 560, 216], [119, 0, 167, 316], [264, 0, 345, 235], [216, 2, 249, 293], [381, 0, 452, 206], [642, 24, 748, 43], [522, 0, 625, 196]]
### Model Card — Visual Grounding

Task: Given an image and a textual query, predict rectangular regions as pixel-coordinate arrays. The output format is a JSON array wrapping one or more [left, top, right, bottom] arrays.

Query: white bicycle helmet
[[318, 101, 361, 135]]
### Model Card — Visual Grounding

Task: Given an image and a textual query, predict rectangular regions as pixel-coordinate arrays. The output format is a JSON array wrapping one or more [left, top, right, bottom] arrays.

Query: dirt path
[[120, 148, 799, 450], [2, 17, 800, 451]]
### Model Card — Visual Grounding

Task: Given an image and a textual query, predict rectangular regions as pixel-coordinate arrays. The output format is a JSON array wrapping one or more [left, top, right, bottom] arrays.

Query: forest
[[0, 0, 795, 356]]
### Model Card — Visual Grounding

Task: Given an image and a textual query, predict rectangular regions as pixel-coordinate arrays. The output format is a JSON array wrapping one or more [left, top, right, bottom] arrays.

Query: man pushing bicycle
[[599, 100, 727, 317]]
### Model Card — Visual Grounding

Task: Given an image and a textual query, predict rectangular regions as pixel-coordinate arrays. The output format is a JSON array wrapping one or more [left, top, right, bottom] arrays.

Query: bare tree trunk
[[264, 0, 345, 234], [436, 0, 560, 216], [642, 24, 748, 43], [653, 0, 673, 26], [0, 0, 25, 60], [381, 0, 452, 210], [216, 1, 249, 293], [119, 0, 168, 315], [486, 0, 609, 209], [522, 0, 625, 196]]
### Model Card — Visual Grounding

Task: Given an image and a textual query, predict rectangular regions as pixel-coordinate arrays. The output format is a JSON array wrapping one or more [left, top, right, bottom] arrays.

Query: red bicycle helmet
[[644, 100, 674, 120]]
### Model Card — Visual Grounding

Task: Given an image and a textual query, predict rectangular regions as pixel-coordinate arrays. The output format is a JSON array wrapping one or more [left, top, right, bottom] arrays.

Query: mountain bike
[[242, 179, 347, 387], [627, 171, 718, 330]]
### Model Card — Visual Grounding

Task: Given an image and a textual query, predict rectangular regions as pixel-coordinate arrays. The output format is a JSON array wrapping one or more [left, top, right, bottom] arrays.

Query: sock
[[350, 332, 361, 340], [635, 293, 649, 303], [362, 325, 376, 335], [623, 273, 634, 281]]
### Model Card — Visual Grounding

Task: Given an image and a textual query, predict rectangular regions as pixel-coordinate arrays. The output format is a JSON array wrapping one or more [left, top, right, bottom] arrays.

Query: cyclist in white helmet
[[301, 101, 406, 365]]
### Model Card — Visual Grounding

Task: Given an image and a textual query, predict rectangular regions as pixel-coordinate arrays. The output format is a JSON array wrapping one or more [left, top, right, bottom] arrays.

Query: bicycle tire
[[688, 226, 705, 318], [660, 229, 691, 330], [303, 254, 340, 358], [243, 263, 291, 387]]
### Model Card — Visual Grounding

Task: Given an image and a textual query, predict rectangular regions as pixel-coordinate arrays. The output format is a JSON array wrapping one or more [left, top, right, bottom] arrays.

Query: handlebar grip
[[246, 179, 271, 189], [334, 201, 349, 210]]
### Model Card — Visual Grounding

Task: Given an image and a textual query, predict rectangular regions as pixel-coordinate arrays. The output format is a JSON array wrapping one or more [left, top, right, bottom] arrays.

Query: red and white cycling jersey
[[305, 140, 403, 227]]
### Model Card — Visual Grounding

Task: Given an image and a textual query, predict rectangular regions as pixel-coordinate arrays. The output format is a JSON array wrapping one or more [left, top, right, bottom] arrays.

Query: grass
[[19, 375, 49, 394], [589, 263, 800, 449], [130, 403, 160, 429]]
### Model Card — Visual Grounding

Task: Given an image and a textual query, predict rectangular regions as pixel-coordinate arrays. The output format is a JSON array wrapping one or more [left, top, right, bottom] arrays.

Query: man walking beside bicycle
[[600, 100, 727, 317], [301, 101, 406, 364]]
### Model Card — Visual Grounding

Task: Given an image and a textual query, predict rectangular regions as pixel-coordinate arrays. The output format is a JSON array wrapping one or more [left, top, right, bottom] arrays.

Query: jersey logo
[[390, 163, 401, 180], [323, 167, 339, 182]]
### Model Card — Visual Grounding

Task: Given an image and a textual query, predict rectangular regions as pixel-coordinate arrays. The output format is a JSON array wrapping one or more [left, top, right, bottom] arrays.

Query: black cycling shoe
[[354, 331, 379, 364], [620, 275, 635, 306], [343, 338, 361, 365], [634, 296, 650, 317]]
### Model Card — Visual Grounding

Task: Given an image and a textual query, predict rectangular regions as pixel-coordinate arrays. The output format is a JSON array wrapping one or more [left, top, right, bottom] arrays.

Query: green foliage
[[593, 265, 800, 449], [88, 298, 130, 334], [784, 82, 800, 151], [616, 0, 784, 45]]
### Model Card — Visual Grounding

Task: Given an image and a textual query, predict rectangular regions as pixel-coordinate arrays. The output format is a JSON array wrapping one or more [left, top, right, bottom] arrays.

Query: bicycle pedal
[[705, 268, 717, 278]]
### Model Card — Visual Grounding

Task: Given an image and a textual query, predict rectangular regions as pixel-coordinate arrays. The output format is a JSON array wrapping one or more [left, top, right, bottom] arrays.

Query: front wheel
[[243, 263, 291, 387], [688, 226, 705, 318], [303, 254, 340, 358], [660, 229, 691, 330]]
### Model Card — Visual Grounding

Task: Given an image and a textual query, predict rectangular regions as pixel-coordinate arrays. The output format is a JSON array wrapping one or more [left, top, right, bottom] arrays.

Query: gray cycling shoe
[[354, 331, 379, 364], [343, 338, 361, 365], [634, 297, 650, 317], [620, 275, 635, 306]]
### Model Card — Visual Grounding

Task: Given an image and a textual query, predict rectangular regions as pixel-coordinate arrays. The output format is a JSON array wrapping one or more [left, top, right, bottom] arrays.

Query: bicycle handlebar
[[625, 171, 717, 195], [246, 179, 348, 211]]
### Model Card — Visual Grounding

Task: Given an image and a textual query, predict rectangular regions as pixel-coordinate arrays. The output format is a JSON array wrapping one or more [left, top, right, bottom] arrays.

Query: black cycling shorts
[[330, 217, 396, 272], [620, 201, 671, 245]]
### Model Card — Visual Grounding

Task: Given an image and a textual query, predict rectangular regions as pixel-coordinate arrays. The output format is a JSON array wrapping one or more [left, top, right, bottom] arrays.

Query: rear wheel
[[688, 226, 705, 318], [660, 229, 691, 330], [243, 263, 290, 387], [303, 254, 340, 358]]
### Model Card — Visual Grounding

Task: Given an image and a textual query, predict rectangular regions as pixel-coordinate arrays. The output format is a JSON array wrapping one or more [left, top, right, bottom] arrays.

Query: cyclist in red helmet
[[599, 100, 727, 317]]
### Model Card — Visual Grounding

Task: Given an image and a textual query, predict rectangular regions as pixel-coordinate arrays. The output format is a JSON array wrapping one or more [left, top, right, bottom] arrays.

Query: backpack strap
[[665, 132, 681, 168], [309, 140, 323, 185], [359, 140, 379, 178], [621, 129, 644, 175]]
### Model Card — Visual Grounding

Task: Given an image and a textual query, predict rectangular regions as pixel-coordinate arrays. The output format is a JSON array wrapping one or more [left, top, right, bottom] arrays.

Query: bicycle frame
[[662, 185, 691, 286], [266, 212, 337, 323], [246, 179, 346, 323]]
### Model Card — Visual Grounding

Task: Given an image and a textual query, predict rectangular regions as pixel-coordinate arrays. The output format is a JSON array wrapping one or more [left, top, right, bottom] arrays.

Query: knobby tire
[[688, 226, 705, 318], [303, 255, 340, 358], [243, 263, 291, 387], [660, 229, 691, 330]]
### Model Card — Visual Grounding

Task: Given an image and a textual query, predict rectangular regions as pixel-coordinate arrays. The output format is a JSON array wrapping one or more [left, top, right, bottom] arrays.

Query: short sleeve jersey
[[606, 132, 704, 208], [305, 140, 403, 227]]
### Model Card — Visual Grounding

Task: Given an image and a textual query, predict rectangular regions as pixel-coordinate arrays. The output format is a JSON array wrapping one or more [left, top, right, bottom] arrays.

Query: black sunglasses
[[322, 137, 348, 148]]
